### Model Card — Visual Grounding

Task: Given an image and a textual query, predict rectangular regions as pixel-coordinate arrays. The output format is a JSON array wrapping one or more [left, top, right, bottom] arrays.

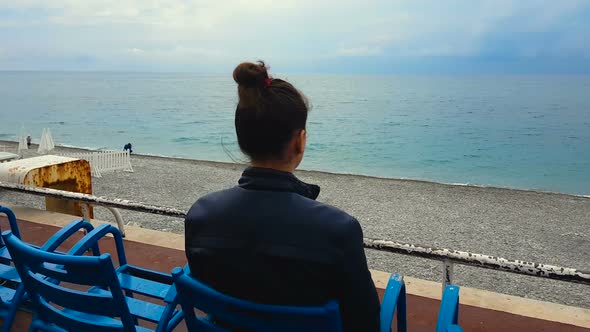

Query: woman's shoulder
[[294, 196, 362, 236], [186, 187, 242, 218], [187, 186, 362, 236]]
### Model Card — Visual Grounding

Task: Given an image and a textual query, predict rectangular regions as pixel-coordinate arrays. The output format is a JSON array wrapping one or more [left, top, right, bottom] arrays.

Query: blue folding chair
[[2, 230, 182, 332], [436, 285, 463, 332], [172, 267, 407, 332], [57, 223, 184, 331], [0, 206, 96, 332]]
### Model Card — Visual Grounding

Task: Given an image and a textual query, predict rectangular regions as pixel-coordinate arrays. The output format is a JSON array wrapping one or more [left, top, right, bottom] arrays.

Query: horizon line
[[2, 69, 590, 76]]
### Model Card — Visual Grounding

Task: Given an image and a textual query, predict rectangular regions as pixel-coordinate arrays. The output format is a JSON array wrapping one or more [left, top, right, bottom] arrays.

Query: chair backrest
[[380, 273, 407, 332], [2, 231, 138, 332], [172, 267, 342, 332]]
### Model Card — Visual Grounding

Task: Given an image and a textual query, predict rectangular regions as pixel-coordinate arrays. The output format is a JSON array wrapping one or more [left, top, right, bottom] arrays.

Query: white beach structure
[[17, 135, 28, 153], [37, 128, 55, 154], [17, 128, 28, 153]]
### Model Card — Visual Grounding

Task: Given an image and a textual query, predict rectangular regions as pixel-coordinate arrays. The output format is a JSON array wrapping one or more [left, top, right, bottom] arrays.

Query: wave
[[58, 143, 108, 151], [422, 159, 453, 164], [172, 137, 201, 143]]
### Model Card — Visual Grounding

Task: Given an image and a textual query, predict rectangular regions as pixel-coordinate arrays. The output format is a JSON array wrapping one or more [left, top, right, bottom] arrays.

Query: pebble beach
[[1, 140, 589, 309]]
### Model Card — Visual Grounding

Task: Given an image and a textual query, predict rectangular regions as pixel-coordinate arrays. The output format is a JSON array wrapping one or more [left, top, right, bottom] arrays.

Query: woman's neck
[[251, 160, 296, 173]]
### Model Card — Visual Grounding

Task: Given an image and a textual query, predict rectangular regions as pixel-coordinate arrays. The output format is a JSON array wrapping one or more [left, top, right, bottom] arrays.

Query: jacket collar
[[238, 167, 320, 200]]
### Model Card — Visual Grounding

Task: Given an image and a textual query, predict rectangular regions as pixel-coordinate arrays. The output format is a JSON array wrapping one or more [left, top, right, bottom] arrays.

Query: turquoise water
[[1, 71, 589, 195]]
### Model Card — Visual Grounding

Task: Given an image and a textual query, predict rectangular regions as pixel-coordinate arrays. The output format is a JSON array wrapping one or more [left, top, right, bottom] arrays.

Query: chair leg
[[453, 295, 459, 325], [1, 285, 27, 332], [1, 313, 16, 332], [396, 284, 407, 332], [155, 303, 183, 332]]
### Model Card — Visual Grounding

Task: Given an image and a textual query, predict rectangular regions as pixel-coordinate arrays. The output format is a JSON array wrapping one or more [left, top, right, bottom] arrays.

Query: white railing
[[61, 150, 133, 177], [0, 145, 17, 154], [1, 181, 589, 292]]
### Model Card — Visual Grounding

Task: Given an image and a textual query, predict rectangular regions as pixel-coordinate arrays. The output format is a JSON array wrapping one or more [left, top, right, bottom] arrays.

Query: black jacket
[[185, 167, 380, 332]]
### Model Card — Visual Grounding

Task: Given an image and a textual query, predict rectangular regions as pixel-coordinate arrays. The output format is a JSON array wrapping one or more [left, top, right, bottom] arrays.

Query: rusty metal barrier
[[1, 181, 589, 291]]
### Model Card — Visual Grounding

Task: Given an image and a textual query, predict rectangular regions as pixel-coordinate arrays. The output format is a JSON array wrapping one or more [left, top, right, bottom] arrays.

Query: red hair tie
[[264, 78, 271, 88]]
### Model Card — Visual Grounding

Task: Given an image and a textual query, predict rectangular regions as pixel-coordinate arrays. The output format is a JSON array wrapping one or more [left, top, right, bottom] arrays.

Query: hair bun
[[233, 61, 269, 88]]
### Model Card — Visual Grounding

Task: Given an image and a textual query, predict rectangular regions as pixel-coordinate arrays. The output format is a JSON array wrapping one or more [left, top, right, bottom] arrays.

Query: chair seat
[[118, 272, 171, 300], [0, 248, 11, 265], [0, 286, 16, 304], [126, 296, 168, 323], [0, 264, 20, 283], [61, 308, 155, 332], [89, 287, 169, 323]]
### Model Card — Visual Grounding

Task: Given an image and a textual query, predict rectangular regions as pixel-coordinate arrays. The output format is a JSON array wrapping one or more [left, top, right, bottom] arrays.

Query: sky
[[1, 0, 590, 74]]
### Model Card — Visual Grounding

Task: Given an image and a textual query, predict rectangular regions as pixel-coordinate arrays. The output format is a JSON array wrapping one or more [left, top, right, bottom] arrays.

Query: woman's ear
[[296, 129, 307, 155]]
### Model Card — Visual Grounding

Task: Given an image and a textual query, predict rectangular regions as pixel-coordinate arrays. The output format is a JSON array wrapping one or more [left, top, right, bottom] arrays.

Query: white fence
[[62, 150, 133, 178], [0, 145, 17, 154]]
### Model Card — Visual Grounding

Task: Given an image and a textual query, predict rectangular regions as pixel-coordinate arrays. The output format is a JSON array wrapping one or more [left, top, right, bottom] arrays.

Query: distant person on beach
[[26, 135, 31, 148], [185, 61, 380, 332], [123, 143, 133, 154]]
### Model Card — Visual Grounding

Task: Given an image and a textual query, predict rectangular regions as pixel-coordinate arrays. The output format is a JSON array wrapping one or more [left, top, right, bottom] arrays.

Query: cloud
[[0, 0, 589, 72], [337, 46, 382, 57], [126, 48, 145, 55]]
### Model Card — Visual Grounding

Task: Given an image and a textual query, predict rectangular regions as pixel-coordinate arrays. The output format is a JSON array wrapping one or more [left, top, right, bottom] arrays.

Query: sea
[[0, 71, 589, 195]]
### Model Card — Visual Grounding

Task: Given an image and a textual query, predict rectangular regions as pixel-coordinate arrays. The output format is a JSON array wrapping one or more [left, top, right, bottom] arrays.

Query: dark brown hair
[[233, 61, 309, 161]]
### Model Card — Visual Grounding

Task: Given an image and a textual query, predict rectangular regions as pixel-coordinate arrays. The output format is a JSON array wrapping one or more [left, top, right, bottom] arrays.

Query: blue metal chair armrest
[[435, 285, 461, 332], [446, 325, 464, 332], [1, 206, 96, 255], [40, 219, 97, 253], [163, 284, 178, 304], [380, 273, 407, 332], [67, 224, 128, 265], [163, 265, 190, 303], [0, 206, 21, 241]]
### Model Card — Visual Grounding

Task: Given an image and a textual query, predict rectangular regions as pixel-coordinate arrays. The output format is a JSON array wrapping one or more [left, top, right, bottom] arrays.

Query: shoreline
[[2, 139, 588, 200]]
